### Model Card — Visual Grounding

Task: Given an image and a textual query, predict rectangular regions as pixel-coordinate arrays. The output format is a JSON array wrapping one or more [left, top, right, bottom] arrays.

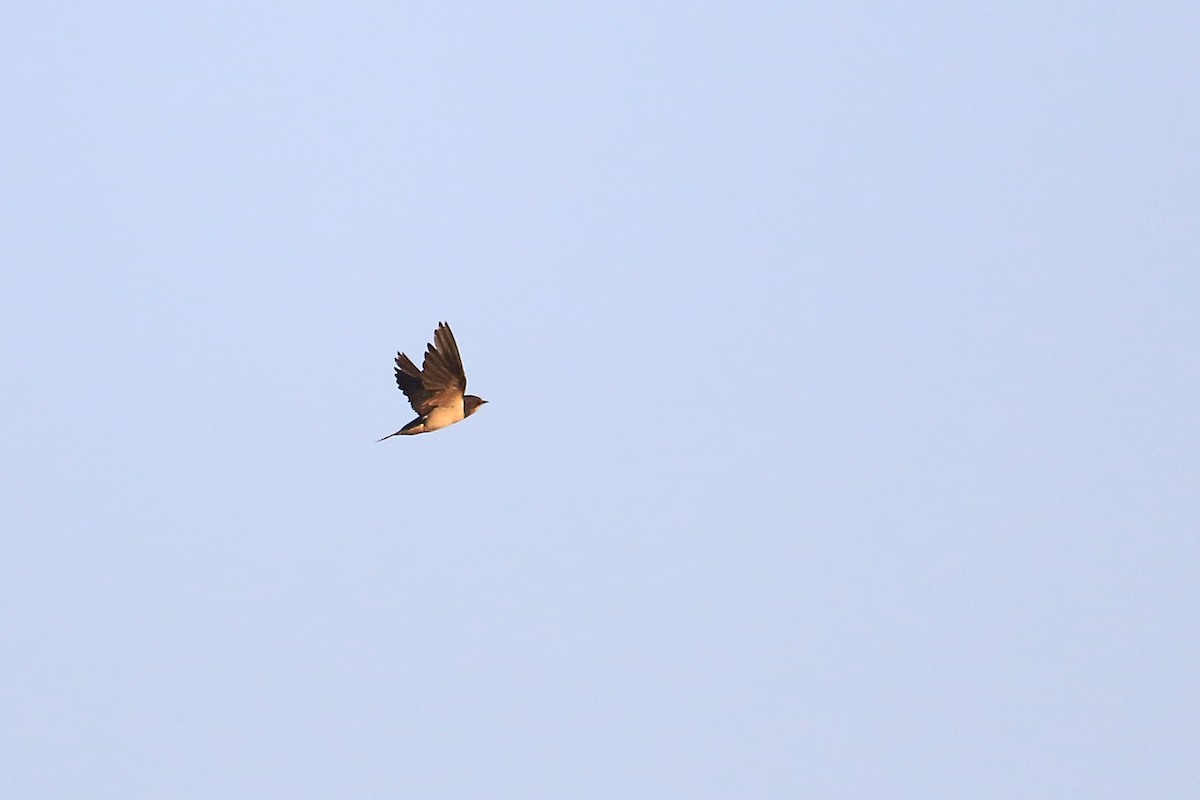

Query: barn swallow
[[378, 322, 487, 440]]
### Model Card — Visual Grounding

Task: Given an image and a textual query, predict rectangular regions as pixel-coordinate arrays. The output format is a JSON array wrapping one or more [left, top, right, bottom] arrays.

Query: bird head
[[464, 395, 488, 416]]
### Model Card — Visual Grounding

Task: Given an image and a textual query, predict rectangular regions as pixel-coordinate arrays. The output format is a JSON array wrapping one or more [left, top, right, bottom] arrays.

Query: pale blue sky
[[2, 2, 1197, 798]]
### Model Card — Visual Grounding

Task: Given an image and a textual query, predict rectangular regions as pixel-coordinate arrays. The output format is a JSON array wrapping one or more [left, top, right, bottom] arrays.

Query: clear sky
[[2, 2, 1197, 798]]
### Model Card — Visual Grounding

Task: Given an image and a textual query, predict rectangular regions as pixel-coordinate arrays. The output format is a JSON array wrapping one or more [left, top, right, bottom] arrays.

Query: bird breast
[[424, 397, 466, 431]]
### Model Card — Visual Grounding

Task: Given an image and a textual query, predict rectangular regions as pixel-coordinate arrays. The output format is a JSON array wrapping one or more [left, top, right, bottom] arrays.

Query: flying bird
[[378, 322, 487, 440]]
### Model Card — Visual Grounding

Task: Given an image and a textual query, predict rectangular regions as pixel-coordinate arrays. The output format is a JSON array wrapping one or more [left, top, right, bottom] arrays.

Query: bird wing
[[393, 322, 468, 415], [423, 321, 468, 391], [393, 351, 433, 414]]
